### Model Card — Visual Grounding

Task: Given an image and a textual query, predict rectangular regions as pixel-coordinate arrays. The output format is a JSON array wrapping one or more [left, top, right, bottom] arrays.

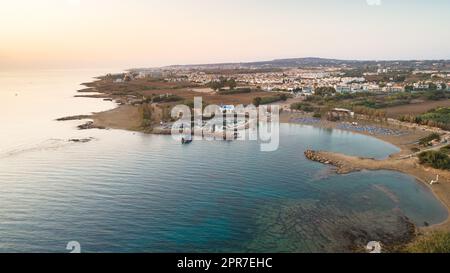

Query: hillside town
[[128, 60, 450, 97]]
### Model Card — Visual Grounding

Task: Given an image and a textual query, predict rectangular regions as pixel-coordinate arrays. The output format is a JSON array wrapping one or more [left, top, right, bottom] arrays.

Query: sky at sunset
[[1, 0, 450, 69]]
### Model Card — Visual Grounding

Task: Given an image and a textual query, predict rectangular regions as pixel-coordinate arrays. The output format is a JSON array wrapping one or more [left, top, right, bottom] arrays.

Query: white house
[[335, 85, 351, 94]]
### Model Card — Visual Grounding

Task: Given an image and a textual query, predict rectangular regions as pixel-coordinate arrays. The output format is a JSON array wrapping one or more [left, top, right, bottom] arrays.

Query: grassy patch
[[253, 94, 289, 106], [418, 150, 450, 170], [419, 133, 441, 146], [418, 107, 450, 129], [291, 102, 315, 112], [151, 94, 184, 103], [440, 145, 450, 154], [219, 88, 252, 95], [405, 232, 450, 253], [400, 107, 450, 130]]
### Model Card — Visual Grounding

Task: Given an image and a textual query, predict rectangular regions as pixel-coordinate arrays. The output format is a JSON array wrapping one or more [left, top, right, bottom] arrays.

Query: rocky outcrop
[[77, 121, 106, 130], [56, 115, 91, 121]]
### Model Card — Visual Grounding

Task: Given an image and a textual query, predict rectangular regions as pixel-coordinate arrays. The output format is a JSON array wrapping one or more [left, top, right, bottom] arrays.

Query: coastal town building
[[327, 108, 355, 121], [335, 85, 351, 94], [128, 65, 450, 96]]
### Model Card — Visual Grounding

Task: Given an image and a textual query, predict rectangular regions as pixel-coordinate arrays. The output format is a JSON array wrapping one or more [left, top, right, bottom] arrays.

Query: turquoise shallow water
[[0, 124, 447, 253]]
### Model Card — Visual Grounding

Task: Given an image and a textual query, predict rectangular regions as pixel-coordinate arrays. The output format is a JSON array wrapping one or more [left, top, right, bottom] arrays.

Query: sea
[[0, 69, 447, 253]]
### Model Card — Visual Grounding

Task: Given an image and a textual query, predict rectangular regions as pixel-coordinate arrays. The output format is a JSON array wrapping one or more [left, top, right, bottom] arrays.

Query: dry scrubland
[[78, 77, 285, 132], [385, 100, 450, 118]]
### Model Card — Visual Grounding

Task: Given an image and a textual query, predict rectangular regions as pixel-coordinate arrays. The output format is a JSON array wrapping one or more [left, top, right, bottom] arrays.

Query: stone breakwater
[[305, 150, 339, 166], [304, 150, 355, 174]]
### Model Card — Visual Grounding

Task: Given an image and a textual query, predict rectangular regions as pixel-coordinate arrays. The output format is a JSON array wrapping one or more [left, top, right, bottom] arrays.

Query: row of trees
[[290, 102, 315, 112], [399, 115, 450, 130], [314, 87, 336, 97], [253, 94, 289, 107], [352, 106, 387, 121], [399, 108, 450, 130], [219, 88, 252, 95]]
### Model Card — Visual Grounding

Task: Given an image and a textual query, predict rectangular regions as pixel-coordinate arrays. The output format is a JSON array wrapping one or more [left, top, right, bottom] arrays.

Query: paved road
[[400, 142, 449, 159]]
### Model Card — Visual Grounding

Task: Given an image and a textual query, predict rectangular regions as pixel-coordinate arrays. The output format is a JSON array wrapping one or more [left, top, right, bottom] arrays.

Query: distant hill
[[158, 57, 450, 70], [162, 57, 355, 69], [244, 57, 353, 67]]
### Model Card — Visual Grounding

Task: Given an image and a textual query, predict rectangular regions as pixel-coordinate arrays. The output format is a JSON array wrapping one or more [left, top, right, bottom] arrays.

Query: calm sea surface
[[0, 70, 447, 253]]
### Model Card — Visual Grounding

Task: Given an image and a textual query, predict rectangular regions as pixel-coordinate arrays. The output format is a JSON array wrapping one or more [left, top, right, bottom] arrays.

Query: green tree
[[227, 79, 237, 90], [405, 85, 414, 92], [428, 83, 438, 91], [253, 97, 262, 107], [291, 102, 314, 112], [419, 133, 441, 146], [209, 81, 223, 91], [405, 232, 450, 253]]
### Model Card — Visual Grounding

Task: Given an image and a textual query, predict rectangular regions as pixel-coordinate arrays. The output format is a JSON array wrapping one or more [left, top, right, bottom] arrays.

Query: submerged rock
[[244, 199, 416, 253], [69, 138, 95, 143]]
